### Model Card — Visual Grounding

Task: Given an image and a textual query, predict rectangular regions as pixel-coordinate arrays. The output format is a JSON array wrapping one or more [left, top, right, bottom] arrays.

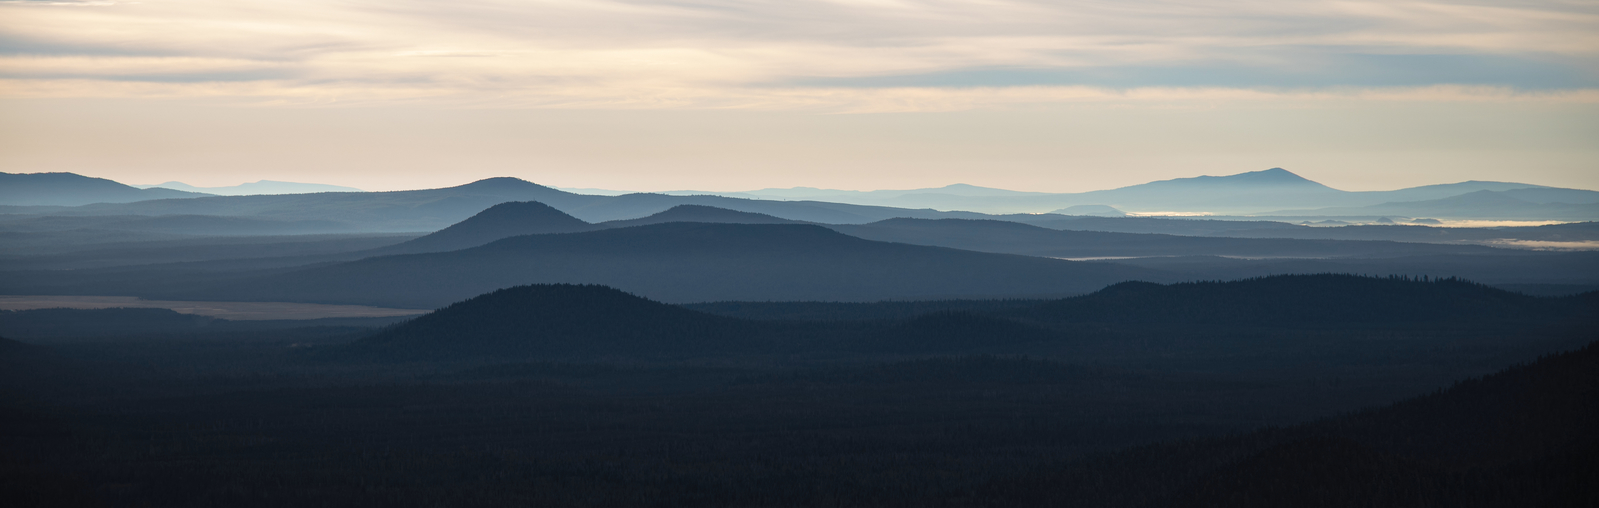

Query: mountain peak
[[1211, 168, 1317, 184], [375, 201, 593, 255], [454, 177, 552, 191], [601, 205, 800, 228], [1127, 167, 1335, 192]]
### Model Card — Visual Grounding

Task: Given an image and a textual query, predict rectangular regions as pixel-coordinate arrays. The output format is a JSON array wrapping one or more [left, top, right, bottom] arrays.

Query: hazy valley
[[2, 169, 1596, 507]]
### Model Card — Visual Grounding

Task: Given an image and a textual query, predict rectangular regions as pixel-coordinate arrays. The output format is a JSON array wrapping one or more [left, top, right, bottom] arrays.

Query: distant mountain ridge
[[1266, 189, 1599, 220], [334, 274, 1588, 362], [178, 222, 1171, 307], [372, 201, 597, 255], [139, 180, 365, 196], [1014, 274, 1562, 326], [648, 168, 1592, 217], [10, 170, 1595, 230], [343, 284, 757, 360], [8, 176, 995, 232], [829, 218, 1509, 260], [597, 204, 801, 228], [0, 172, 208, 206]]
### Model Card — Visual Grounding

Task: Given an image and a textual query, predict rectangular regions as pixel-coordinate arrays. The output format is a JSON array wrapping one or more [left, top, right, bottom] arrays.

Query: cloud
[[0, 1, 121, 6], [0, 0, 1595, 108]]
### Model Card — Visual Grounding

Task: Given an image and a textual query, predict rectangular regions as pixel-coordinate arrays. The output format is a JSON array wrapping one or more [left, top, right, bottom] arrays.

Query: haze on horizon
[[2, 0, 1597, 193]]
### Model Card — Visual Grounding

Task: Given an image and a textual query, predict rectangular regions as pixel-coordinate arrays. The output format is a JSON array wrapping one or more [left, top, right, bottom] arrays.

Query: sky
[[1, 0, 1596, 193]]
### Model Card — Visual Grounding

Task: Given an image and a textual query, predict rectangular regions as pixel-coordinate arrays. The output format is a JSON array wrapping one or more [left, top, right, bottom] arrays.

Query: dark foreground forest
[[2, 275, 1596, 507]]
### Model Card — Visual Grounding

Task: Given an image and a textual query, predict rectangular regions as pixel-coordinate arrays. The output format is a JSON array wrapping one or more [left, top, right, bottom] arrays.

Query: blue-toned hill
[[371, 201, 596, 254]]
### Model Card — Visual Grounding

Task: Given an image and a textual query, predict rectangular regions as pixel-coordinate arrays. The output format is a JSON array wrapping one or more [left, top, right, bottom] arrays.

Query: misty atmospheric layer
[[3, 1, 1599, 507]]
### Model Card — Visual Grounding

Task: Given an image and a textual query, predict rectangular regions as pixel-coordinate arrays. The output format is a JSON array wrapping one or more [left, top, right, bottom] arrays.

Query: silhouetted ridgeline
[[181, 222, 1165, 307], [320, 274, 1596, 364], [3, 274, 1596, 506], [337, 285, 1074, 361], [597, 204, 801, 228], [345, 284, 760, 360], [1012, 274, 1575, 327], [689, 274, 1594, 325], [684, 298, 1050, 321], [1163, 339, 1599, 507], [831, 217, 1507, 259], [0, 172, 206, 206], [369, 201, 596, 255], [0, 308, 410, 341], [369, 203, 798, 256]]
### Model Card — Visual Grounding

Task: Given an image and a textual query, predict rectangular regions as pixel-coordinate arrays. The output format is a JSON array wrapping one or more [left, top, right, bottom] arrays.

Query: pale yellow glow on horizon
[[2, 0, 1596, 192]]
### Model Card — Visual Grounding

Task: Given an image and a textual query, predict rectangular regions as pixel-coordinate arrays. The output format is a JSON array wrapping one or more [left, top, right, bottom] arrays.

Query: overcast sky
[[2, 0, 1596, 192]]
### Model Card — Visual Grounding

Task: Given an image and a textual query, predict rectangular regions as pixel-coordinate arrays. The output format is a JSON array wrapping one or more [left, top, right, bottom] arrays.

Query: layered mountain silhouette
[[363, 202, 1522, 261], [830, 218, 1507, 259], [597, 204, 801, 228], [1050, 204, 1126, 217], [10, 170, 1595, 231], [10, 176, 988, 231], [1012, 274, 1569, 326], [371, 201, 597, 255], [333, 274, 1592, 362], [0, 172, 208, 206], [660, 168, 1592, 216], [139, 180, 364, 196], [186, 222, 1170, 307], [1211, 220, 1599, 244], [1269, 189, 1599, 220], [338, 284, 1070, 361], [0, 214, 358, 236], [342, 284, 758, 360], [370, 203, 805, 255]]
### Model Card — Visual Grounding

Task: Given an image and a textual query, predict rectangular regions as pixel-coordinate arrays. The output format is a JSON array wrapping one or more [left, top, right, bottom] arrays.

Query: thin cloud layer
[[1, 0, 1596, 109]]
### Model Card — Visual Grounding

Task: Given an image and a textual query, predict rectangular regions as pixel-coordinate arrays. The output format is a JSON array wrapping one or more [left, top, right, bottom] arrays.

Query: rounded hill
[[344, 284, 753, 360], [373, 201, 594, 254]]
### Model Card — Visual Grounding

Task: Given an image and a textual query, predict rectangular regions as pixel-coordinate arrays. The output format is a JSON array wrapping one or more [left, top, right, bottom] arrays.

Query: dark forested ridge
[[2, 274, 1596, 506], [374, 203, 798, 255], [597, 204, 801, 228], [1014, 274, 1577, 326], [0, 308, 410, 341], [170, 222, 1172, 307], [331, 274, 1595, 365], [343, 284, 762, 360]]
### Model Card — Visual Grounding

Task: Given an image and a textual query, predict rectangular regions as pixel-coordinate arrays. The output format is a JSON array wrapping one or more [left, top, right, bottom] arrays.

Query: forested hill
[[1167, 338, 1599, 506], [336, 284, 1071, 361], [330, 274, 1599, 363], [344, 284, 758, 360], [597, 204, 800, 228], [367, 203, 804, 256], [187, 222, 1168, 307], [1012, 274, 1581, 326], [966, 337, 1599, 507], [369, 201, 596, 255]]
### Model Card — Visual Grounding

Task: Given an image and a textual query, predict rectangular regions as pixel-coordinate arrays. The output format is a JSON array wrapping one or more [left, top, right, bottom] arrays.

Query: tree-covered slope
[[189, 222, 1172, 307], [370, 201, 596, 255]]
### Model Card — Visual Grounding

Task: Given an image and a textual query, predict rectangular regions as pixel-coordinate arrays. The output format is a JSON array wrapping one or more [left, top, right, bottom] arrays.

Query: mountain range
[[8, 200, 1593, 305], [136, 180, 365, 196], [330, 274, 1593, 363], [1264, 189, 1599, 220], [176, 222, 1171, 307], [5, 168, 1595, 224], [655, 168, 1599, 216], [0, 172, 207, 206]]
